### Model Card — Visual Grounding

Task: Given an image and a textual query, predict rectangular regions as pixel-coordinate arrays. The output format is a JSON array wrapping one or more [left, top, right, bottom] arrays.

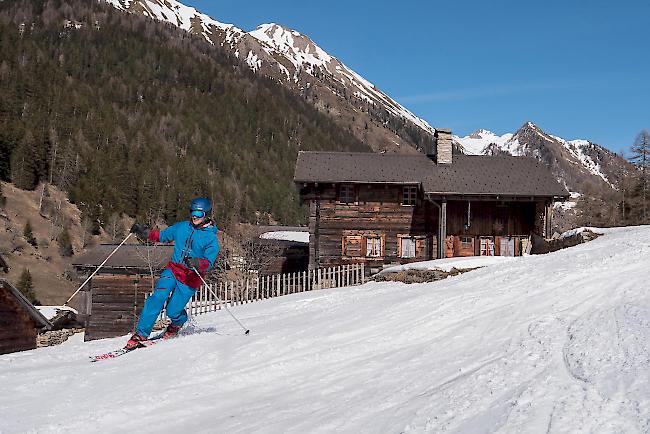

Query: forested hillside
[[0, 0, 369, 229]]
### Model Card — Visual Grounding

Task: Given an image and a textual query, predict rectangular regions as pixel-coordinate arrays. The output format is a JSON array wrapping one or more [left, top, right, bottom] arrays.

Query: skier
[[125, 197, 220, 350]]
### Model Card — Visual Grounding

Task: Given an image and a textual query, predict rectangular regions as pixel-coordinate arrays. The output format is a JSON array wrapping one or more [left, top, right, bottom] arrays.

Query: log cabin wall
[[84, 274, 155, 341], [0, 288, 38, 355], [304, 183, 438, 270], [445, 200, 537, 236]]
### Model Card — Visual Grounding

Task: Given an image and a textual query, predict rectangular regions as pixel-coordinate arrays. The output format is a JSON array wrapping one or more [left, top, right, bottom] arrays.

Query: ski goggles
[[190, 210, 206, 219]]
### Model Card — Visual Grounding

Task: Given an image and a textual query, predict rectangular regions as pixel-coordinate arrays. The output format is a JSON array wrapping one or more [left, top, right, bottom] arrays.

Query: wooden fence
[[185, 263, 365, 317]]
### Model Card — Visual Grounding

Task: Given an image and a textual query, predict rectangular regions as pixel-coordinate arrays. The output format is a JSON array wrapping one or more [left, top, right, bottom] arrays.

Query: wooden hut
[[294, 129, 569, 273], [257, 226, 309, 275], [72, 244, 173, 341], [0, 279, 52, 355]]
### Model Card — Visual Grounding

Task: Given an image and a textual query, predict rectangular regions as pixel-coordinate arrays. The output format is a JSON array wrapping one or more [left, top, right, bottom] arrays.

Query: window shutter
[[343, 236, 363, 256]]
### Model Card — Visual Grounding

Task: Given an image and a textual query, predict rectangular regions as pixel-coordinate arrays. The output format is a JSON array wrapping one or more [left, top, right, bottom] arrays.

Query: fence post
[[345, 264, 349, 287], [199, 284, 203, 314], [361, 263, 365, 283], [273, 274, 280, 297]]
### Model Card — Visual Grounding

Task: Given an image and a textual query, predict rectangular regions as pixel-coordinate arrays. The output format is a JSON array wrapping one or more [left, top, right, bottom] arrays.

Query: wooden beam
[[440, 200, 447, 259]]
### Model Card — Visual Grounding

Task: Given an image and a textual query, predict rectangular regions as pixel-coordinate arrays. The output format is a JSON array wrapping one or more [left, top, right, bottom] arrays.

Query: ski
[[90, 334, 166, 362]]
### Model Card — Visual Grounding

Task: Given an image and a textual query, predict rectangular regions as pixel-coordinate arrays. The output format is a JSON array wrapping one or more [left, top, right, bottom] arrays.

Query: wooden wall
[[301, 183, 546, 267], [305, 184, 436, 270], [0, 288, 38, 355], [84, 274, 155, 341], [445, 201, 537, 236], [260, 244, 309, 276]]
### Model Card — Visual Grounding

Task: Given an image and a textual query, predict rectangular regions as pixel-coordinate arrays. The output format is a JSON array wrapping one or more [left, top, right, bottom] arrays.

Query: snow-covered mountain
[[4, 226, 650, 432], [105, 0, 434, 153], [455, 122, 631, 215]]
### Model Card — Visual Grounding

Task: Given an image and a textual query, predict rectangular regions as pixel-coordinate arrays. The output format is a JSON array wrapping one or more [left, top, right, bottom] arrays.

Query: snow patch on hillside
[[552, 135, 612, 186], [105, 0, 243, 44]]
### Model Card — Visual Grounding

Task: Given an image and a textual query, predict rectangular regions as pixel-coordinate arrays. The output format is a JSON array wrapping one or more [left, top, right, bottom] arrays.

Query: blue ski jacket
[[148, 220, 219, 289]]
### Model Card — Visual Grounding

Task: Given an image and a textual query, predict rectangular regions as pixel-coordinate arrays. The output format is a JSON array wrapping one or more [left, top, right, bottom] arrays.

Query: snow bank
[[2, 225, 650, 433], [35, 305, 78, 320], [380, 256, 515, 274]]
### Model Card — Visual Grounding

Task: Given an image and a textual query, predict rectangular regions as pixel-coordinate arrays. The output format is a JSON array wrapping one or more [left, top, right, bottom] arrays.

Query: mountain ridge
[[104, 0, 436, 153], [455, 122, 633, 228]]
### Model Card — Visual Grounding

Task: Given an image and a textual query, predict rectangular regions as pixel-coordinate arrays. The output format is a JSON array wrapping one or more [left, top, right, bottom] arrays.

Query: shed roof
[[1, 279, 52, 330], [72, 244, 173, 270], [294, 151, 569, 198]]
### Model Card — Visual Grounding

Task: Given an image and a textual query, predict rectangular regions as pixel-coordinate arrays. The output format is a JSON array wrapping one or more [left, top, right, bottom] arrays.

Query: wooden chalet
[[72, 244, 172, 341], [0, 279, 52, 355], [294, 129, 569, 272]]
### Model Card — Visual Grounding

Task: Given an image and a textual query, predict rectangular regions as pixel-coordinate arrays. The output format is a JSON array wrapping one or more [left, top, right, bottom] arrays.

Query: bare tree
[[227, 225, 283, 280], [106, 213, 126, 242]]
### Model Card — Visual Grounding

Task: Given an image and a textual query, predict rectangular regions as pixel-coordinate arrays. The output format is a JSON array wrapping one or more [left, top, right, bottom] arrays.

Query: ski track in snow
[[1, 226, 650, 433]]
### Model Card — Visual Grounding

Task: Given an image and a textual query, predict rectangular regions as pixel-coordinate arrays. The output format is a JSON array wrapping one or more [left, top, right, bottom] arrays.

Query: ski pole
[[191, 267, 250, 335], [63, 232, 134, 306]]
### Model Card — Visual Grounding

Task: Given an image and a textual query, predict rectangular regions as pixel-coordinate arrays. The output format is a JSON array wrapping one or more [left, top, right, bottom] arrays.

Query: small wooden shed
[[72, 244, 173, 341], [257, 226, 310, 275], [0, 279, 52, 355]]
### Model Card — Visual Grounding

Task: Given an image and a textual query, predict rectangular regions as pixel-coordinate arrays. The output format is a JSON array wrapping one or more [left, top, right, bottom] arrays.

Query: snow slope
[[2, 226, 650, 433]]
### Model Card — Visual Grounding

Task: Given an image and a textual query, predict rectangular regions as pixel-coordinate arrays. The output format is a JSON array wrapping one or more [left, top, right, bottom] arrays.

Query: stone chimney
[[435, 128, 453, 164]]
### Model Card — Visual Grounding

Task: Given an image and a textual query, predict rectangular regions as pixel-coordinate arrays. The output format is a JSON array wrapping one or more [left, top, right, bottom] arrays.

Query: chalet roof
[[1, 279, 52, 330], [72, 244, 173, 270], [294, 151, 569, 198]]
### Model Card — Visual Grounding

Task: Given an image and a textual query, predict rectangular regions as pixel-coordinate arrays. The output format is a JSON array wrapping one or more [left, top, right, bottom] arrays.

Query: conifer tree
[[629, 130, 650, 222], [58, 227, 73, 257], [23, 220, 37, 246], [17, 268, 36, 304], [10, 131, 40, 190]]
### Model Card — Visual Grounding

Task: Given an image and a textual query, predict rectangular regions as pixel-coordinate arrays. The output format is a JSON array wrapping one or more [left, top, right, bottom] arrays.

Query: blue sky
[[188, 0, 649, 152]]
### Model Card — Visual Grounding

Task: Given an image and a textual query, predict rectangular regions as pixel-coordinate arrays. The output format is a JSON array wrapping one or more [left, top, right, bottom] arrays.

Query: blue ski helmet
[[189, 197, 212, 216]]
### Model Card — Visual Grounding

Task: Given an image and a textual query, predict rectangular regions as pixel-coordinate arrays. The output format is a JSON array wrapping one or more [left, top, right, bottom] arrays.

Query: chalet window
[[339, 184, 355, 204], [402, 186, 418, 206], [480, 237, 495, 256], [460, 236, 473, 249], [342, 235, 363, 257], [366, 236, 382, 258], [400, 237, 416, 258]]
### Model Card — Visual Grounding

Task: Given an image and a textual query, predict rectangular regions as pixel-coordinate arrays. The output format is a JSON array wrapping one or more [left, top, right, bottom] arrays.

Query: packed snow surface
[[381, 256, 514, 273], [2, 226, 650, 433]]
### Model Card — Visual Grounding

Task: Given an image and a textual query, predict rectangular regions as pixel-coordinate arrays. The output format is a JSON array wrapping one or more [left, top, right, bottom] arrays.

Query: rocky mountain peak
[[514, 121, 555, 143], [468, 128, 495, 139]]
